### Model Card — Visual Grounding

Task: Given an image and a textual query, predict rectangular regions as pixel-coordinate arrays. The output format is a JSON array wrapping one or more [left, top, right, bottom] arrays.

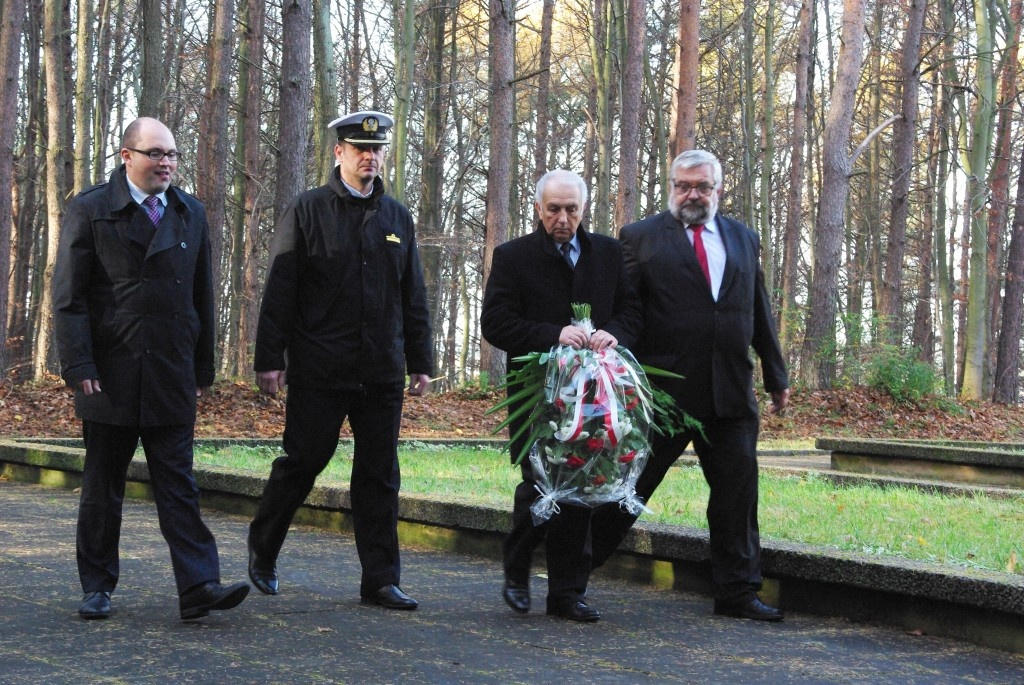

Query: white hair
[[535, 170, 588, 207]]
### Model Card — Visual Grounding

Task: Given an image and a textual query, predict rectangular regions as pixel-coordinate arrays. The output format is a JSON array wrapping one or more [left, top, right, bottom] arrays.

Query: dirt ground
[[3, 375, 1023, 444]]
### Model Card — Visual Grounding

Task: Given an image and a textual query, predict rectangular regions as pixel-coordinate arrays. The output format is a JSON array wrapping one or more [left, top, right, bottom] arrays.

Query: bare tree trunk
[[992, 143, 1024, 403], [669, 0, 699, 155], [984, 0, 1021, 390], [532, 0, 554, 183], [138, 0, 162, 116], [225, 0, 266, 376], [0, 0, 25, 374], [878, 0, 925, 344], [614, 0, 644, 229], [935, 0, 957, 394], [758, 0, 777, 289], [390, 0, 415, 202], [36, 0, 71, 378], [587, 0, 612, 235], [799, 0, 865, 389], [346, 0, 364, 110], [7, 0, 41, 378], [312, 0, 338, 185], [779, 0, 812, 351], [912, 70, 940, 363], [418, 0, 450, 348], [481, 0, 515, 383], [960, 0, 998, 400], [91, 0, 113, 184], [197, 0, 235, 296], [274, 0, 311, 224], [73, 0, 93, 193]]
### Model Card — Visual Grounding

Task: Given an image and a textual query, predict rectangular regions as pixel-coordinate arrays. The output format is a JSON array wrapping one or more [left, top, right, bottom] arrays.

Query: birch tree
[[960, 0, 998, 399]]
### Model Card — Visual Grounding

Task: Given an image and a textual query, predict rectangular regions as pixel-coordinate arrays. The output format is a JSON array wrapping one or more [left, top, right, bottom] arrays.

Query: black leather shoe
[[361, 584, 418, 610], [180, 581, 250, 620], [248, 541, 279, 595], [502, 580, 530, 614], [79, 591, 111, 620], [546, 599, 601, 623], [713, 597, 784, 622]]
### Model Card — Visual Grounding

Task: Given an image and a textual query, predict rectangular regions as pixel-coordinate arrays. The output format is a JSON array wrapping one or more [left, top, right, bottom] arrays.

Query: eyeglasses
[[127, 148, 181, 162], [672, 182, 715, 197]]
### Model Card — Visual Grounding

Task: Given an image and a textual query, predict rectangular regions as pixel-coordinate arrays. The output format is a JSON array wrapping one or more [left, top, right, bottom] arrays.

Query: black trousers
[[504, 461, 593, 602], [77, 421, 220, 595], [248, 382, 405, 595], [590, 415, 763, 602]]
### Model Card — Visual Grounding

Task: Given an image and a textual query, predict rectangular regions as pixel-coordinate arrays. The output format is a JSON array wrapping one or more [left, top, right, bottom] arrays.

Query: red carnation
[[592, 475, 607, 486], [585, 437, 604, 452], [566, 455, 586, 469], [619, 450, 637, 464]]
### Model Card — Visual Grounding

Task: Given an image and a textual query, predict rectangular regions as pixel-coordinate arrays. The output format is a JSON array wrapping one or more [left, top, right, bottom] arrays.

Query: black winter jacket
[[254, 168, 434, 387]]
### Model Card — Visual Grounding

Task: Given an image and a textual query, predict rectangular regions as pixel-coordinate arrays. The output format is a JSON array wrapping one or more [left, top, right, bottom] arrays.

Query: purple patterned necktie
[[143, 195, 162, 227]]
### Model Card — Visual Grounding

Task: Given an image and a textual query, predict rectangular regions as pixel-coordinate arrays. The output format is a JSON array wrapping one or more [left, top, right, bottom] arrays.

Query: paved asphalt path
[[1, 479, 1022, 684]]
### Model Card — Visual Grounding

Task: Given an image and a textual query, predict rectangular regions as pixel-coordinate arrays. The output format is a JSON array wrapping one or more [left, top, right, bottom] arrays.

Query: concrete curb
[[2, 437, 1022, 654]]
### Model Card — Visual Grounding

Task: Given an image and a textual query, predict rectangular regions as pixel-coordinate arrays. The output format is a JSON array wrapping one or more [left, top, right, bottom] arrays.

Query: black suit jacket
[[620, 211, 788, 420]]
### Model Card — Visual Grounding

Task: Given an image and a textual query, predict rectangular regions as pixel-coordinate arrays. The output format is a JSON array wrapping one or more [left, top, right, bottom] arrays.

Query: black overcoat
[[481, 225, 641, 361], [53, 165, 216, 426]]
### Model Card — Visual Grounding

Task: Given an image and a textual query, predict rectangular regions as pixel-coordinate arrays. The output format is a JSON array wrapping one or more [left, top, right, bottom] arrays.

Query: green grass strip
[[193, 442, 1023, 577]]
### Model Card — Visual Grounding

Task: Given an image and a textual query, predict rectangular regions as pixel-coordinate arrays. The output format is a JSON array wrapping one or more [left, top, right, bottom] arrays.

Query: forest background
[[2, 0, 1024, 411]]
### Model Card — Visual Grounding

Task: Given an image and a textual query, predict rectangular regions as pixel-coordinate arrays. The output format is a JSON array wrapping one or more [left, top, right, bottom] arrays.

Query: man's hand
[[588, 329, 618, 351], [196, 386, 210, 398], [79, 379, 102, 395], [256, 370, 287, 396], [769, 388, 790, 414], [558, 325, 590, 349], [408, 374, 431, 397]]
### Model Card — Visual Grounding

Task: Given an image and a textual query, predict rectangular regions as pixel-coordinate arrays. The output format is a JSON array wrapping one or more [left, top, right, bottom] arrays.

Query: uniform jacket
[[53, 165, 216, 426], [481, 225, 641, 362], [254, 168, 433, 387], [620, 211, 788, 419]]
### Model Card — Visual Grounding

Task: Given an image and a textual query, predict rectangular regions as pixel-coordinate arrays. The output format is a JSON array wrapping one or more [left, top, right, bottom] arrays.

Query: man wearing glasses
[[590, 149, 791, 622], [53, 117, 250, 621]]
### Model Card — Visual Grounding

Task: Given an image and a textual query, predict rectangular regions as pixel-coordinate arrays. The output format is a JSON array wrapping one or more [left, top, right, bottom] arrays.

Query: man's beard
[[671, 199, 717, 225]]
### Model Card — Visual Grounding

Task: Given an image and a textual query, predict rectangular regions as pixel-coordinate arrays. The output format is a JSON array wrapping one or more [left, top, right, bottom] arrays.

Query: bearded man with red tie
[[590, 149, 791, 622]]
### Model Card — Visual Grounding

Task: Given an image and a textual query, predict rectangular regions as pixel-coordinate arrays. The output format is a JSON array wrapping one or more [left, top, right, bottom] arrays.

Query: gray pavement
[[2, 479, 1023, 684]]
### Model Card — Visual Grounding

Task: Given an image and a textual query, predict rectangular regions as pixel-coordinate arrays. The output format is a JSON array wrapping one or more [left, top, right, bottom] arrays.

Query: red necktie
[[691, 224, 710, 286]]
